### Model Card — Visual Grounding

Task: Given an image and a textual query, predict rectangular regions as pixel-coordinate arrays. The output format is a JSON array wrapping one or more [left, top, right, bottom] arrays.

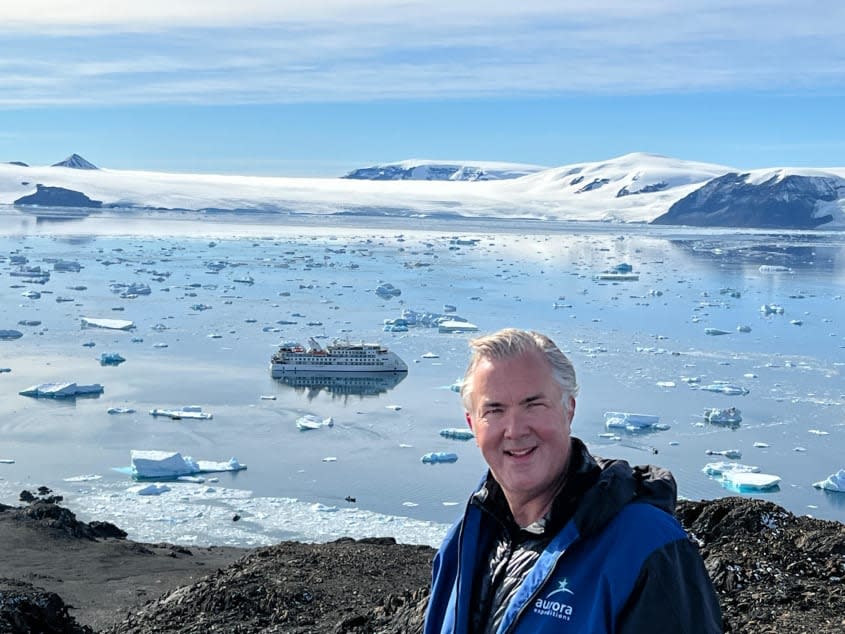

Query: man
[[424, 328, 722, 633]]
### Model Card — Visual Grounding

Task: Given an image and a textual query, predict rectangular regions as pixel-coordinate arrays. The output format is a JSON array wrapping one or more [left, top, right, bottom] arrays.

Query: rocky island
[[1, 490, 844, 633]]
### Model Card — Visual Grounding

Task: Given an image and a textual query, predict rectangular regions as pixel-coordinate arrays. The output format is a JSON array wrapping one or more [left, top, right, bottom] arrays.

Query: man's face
[[466, 349, 574, 514]]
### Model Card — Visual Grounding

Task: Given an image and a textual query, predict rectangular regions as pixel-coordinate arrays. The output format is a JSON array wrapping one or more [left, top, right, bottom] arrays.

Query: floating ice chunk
[[107, 407, 136, 414], [0, 329, 24, 340], [296, 414, 333, 430], [813, 469, 845, 492], [706, 448, 743, 459], [760, 304, 785, 315], [149, 406, 213, 420], [737, 325, 752, 333], [702, 462, 760, 476], [790, 319, 803, 326], [99, 352, 126, 366], [604, 412, 661, 431], [0, 458, 15, 464], [421, 352, 440, 359], [0, 368, 11, 373], [439, 428, 474, 441], [794, 446, 807, 452], [721, 471, 781, 491], [421, 452, 459, 464], [758, 265, 792, 273], [808, 429, 830, 436], [656, 381, 676, 388], [259, 395, 276, 400], [704, 328, 731, 336], [385, 404, 402, 411], [19, 382, 104, 399], [131, 450, 200, 479], [322, 457, 337, 462], [438, 320, 479, 333], [704, 407, 742, 424], [82, 317, 135, 330], [195, 457, 247, 473], [753, 442, 770, 448], [700, 383, 749, 396], [311, 503, 338, 512]]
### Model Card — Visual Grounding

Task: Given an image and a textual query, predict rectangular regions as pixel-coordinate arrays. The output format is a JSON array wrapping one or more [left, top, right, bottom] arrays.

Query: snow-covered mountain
[[343, 159, 545, 181], [1, 152, 844, 229], [51, 153, 98, 170]]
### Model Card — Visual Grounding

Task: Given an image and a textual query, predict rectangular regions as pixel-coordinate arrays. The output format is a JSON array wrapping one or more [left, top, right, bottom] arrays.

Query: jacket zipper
[[501, 547, 568, 634]]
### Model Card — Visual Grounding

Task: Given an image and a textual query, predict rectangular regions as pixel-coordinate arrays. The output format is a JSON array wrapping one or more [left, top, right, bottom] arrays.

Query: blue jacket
[[424, 442, 722, 633]]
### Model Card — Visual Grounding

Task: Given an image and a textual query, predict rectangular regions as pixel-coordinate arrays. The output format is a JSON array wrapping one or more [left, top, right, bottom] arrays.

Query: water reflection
[[274, 371, 407, 401]]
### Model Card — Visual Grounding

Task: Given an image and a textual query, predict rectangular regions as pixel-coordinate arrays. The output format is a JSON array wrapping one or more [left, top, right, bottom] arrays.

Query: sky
[[1, 0, 844, 177]]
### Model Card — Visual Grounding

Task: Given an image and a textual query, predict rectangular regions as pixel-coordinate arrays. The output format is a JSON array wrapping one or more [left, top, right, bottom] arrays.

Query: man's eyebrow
[[520, 394, 545, 406]]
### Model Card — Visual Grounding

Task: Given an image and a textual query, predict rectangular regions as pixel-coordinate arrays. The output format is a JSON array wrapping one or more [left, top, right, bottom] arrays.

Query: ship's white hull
[[271, 361, 406, 377]]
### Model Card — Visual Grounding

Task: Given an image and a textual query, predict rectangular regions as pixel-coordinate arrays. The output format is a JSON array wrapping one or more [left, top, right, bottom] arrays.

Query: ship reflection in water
[[274, 371, 407, 401]]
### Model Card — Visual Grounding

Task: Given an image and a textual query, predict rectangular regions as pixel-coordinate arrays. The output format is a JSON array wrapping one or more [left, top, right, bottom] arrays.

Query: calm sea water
[[1, 208, 843, 545]]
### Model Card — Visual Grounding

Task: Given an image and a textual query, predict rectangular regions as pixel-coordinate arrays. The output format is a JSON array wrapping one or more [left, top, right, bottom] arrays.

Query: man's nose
[[502, 410, 527, 438]]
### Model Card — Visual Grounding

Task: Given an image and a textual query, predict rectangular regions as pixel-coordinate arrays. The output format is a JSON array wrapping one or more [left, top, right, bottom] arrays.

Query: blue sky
[[1, 0, 844, 176]]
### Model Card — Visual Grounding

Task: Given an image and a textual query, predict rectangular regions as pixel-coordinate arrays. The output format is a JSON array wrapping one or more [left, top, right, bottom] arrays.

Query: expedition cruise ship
[[270, 338, 408, 377]]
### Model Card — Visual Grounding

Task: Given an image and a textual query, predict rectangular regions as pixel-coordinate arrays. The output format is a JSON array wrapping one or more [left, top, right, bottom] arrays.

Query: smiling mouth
[[505, 447, 536, 458]]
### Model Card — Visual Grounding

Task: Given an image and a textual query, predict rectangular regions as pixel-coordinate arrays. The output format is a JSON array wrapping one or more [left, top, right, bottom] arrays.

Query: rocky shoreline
[[2, 492, 844, 633]]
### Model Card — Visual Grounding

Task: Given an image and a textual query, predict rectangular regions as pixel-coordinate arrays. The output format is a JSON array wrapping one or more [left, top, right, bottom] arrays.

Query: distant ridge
[[6, 161, 28, 167], [52, 154, 98, 170], [343, 159, 545, 181]]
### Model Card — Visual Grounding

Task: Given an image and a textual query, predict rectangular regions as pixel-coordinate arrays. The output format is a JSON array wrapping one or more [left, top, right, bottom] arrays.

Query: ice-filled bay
[[0, 209, 843, 546]]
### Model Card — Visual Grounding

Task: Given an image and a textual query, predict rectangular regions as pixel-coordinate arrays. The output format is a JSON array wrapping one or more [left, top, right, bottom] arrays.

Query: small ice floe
[[19, 382, 104, 399], [760, 304, 785, 315], [700, 382, 749, 396], [107, 407, 136, 415], [656, 381, 676, 388], [704, 407, 742, 425], [681, 376, 701, 384], [375, 282, 401, 298], [149, 406, 213, 420], [702, 462, 760, 476], [794, 446, 807, 452], [402, 501, 419, 507], [448, 379, 462, 393], [438, 320, 479, 333], [604, 412, 667, 433], [753, 441, 770, 449], [758, 265, 792, 274], [439, 428, 474, 441], [743, 373, 757, 379], [129, 483, 171, 496], [790, 319, 803, 326], [310, 503, 338, 512], [21, 290, 41, 299], [421, 352, 440, 359], [259, 395, 276, 400], [813, 469, 845, 492], [385, 404, 402, 411], [99, 352, 126, 366], [296, 414, 333, 431], [0, 329, 24, 340], [322, 456, 337, 462], [736, 325, 752, 333], [63, 474, 103, 482], [152, 342, 168, 348], [0, 458, 15, 464], [808, 429, 830, 436], [0, 367, 11, 373], [421, 452, 459, 464], [704, 328, 731, 336], [81, 317, 135, 330], [720, 471, 781, 491], [706, 448, 743, 459]]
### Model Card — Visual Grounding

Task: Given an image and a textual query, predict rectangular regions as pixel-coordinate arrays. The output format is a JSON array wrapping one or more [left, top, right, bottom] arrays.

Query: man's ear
[[465, 412, 474, 431]]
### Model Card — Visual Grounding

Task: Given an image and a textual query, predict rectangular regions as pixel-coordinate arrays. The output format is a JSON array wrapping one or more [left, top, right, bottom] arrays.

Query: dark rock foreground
[[2, 495, 844, 633]]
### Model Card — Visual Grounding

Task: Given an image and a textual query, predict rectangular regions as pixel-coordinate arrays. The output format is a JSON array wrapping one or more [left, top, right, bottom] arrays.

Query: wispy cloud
[[1, 1, 844, 107]]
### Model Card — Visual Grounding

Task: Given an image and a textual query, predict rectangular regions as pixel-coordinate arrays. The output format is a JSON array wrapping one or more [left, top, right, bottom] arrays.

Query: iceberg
[[0, 329, 24, 340], [296, 414, 334, 430], [604, 411, 664, 432], [813, 469, 845, 492], [130, 450, 246, 480], [438, 320, 479, 333], [421, 452, 459, 464], [19, 382, 104, 399], [107, 407, 136, 415], [704, 328, 731, 336], [130, 483, 172, 496], [149, 406, 213, 420], [702, 462, 760, 476], [439, 428, 475, 441], [82, 317, 135, 330], [700, 383, 749, 396], [721, 471, 781, 491], [704, 407, 742, 425], [706, 448, 743, 459], [99, 352, 126, 366]]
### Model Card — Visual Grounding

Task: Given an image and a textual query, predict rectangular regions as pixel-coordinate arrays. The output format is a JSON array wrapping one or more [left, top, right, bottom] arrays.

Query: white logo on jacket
[[533, 578, 575, 621]]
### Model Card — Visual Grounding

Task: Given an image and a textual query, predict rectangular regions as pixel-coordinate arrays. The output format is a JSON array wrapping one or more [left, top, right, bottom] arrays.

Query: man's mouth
[[505, 447, 536, 458]]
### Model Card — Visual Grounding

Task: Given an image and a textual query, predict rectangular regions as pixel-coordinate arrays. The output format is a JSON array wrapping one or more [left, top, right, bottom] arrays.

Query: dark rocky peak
[[52, 153, 98, 170], [6, 160, 28, 167]]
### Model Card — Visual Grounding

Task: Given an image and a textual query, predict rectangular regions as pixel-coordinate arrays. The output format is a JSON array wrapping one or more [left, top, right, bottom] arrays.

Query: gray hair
[[460, 328, 579, 412]]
